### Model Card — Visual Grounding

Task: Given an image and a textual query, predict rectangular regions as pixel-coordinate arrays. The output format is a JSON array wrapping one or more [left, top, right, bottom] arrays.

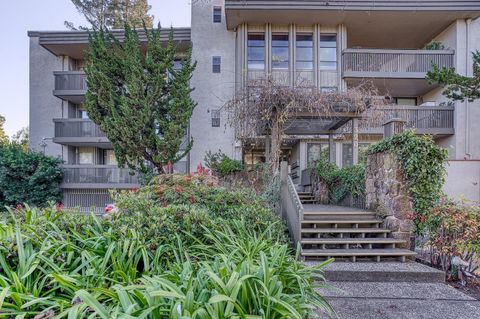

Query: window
[[212, 56, 221, 73], [213, 6, 222, 23], [307, 143, 329, 164], [248, 33, 265, 70], [271, 33, 289, 70], [78, 147, 95, 165], [320, 35, 337, 70], [211, 109, 220, 127], [395, 97, 417, 106], [296, 34, 313, 70], [103, 150, 117, 165], [342, 143, 369, 167]]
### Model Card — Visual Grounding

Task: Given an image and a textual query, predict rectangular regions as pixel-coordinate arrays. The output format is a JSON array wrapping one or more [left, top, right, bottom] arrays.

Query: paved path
[[310, 262, 480, 318]]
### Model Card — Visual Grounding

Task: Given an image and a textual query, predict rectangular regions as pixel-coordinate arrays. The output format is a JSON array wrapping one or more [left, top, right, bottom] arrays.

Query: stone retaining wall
[[366, 152, 414, 249]]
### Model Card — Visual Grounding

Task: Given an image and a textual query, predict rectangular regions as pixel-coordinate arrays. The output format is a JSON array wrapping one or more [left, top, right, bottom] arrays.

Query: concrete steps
[[298, 194, 415, 262]]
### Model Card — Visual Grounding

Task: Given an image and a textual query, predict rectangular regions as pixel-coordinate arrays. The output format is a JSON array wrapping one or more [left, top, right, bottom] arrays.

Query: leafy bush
[[426, 199, 480, 279], [369, 130, 448, 232], [204, 150, 244, 176], [0, 201, 333, 317], [313, 155, 365, 203], [0, 145, 64, 207], [112, 174, 285, 239]]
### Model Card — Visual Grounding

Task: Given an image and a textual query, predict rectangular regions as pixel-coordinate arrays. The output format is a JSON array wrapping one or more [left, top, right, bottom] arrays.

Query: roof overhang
[[225, 1, 480, 48], [28, 28, 191, 60]]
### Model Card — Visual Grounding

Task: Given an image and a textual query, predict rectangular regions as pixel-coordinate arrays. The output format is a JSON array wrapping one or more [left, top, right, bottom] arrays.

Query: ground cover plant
[[0, 175, 333, 318]]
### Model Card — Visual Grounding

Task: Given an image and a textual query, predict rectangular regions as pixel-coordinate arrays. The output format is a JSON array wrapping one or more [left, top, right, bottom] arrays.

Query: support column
[[352, 118, 359, 165], [265, 135, 271, 163], [328, 132, 336, 164]]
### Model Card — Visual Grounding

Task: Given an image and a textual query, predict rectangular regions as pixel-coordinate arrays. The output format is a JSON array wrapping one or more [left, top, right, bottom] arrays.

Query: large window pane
[[296, 33, 313, 71], [78, 147, 94, 165], [296, 47, 313, 61], [248, 33, 265, 70], [320, 34, 337, 71], [272, 34, 289, 70]]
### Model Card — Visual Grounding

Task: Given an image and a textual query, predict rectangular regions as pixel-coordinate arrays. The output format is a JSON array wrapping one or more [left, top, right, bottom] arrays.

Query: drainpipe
[[465, 18, 472, 159]]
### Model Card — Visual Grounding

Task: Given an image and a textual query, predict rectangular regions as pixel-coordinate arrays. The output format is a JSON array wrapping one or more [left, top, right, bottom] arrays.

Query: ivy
[[313, 156, 365, 203], [368, 131, 448, 233]]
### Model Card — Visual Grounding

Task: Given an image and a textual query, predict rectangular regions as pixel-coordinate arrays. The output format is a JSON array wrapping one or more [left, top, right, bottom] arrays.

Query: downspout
[[465, 18, 472, 159]]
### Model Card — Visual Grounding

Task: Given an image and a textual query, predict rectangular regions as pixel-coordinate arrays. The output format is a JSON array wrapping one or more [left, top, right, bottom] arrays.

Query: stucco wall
[[425, 19, 480, 161], [29, 36, 64, 158], [443, 160, 480, 202], [189, 0, 239, 171]]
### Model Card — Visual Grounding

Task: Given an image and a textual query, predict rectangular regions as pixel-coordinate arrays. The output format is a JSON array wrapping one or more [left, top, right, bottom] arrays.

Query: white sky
[[0, 0, 192, 137]]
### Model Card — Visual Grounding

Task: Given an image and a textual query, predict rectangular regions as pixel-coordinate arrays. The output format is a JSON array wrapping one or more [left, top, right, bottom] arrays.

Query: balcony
[[339, 105, 455, 136], [53, 119, 110, 147], [342, 49, 455, 96], [53, 71, 87, 103], [61, 165, 140, 189]]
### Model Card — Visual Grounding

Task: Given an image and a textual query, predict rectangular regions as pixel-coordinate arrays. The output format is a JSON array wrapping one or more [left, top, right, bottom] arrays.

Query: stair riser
[[301, 223, 381, 229], [322, 270, 445, 283], [303, 215, 377, 221], [302, 243, 397, 250]]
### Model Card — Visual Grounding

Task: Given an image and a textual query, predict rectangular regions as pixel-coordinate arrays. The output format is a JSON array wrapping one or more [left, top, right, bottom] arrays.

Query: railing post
[[383, 118, 406, 138]]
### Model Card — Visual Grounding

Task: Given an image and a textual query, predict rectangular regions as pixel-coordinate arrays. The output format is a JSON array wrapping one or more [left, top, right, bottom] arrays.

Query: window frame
[[271, 33, 289, 70], [247, 33, 266, 71], [213, 6, 222, 23], [295, 33, 314, 71], [319, 34, 338, 71], [212, 56, 221, 73], [211, 109, 221, 127]]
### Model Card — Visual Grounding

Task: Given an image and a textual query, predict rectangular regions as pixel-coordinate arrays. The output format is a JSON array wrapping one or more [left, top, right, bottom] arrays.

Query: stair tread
[[301, 219, 382, 224], [304, 211, 376, 215], [301, 238, 405, 244], [301, 228, 390, 233], [301, 248, 417, 256]]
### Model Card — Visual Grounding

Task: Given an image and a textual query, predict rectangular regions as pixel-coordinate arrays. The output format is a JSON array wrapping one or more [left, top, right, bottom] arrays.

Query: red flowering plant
[[426, 198, 480, 280]]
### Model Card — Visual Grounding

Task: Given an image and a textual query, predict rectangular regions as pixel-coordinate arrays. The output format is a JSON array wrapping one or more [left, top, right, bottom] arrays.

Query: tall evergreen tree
[[427, 51, 480, 102], [84, 26, 196, 173], [66, 0, 153, 30]]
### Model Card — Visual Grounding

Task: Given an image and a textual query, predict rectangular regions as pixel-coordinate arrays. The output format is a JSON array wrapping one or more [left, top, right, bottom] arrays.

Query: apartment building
[[29, 1, 480, 209]]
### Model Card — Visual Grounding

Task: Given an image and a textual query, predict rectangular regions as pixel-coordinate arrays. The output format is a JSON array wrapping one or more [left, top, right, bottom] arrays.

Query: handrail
[[281, 174, 304, 245]]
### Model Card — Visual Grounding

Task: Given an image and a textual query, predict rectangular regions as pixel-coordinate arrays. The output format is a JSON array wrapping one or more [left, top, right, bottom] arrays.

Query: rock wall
[[366, 152, 414, 249]]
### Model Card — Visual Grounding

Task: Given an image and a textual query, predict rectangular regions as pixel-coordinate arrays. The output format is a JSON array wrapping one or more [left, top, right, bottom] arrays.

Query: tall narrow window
[[271, 33, 289, 70], [212, 56, 221, 73], [320, 34, 337, 70], [247, 33, 265, 70], [296, 34, 313, 70], [213, 6, 222, 23], [211, 109, 220, 127]]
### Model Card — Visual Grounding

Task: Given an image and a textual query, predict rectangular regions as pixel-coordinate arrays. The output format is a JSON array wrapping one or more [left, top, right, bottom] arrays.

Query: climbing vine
[[313, 156, 365, 204], [368, 130, 448, 232]]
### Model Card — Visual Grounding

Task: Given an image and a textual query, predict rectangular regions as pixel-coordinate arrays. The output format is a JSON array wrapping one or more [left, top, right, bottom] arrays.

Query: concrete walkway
[[311, 262, 480, 318]]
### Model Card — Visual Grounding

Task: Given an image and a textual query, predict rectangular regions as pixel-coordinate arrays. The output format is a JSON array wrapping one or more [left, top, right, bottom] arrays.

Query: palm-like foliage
[[0, 204, 333, 318]]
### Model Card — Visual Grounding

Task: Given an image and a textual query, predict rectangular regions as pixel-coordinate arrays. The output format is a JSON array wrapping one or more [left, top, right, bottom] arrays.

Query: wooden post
[[328, 132, 335, 164], [383, 118, 406, 138], [265, 135, 271, 163], [352, 118, 359, 165]]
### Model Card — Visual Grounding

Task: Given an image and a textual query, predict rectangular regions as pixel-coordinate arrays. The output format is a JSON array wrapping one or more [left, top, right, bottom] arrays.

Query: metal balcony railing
[[340, 105, 455, 135], [54, 119, 106, 138], [62, 165, 139, 184], [54, 71, 87, 91], [342, 49, 455, 78]]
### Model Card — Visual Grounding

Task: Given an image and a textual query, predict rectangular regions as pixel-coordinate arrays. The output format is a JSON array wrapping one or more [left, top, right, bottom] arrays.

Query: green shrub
[[112, 174, 285, 239], [0, 203, 333, 318], [368, 130, 448, 233], [313, 156, 365, 203], [0, 145, 63, 207], [205, 150, 244, 176]]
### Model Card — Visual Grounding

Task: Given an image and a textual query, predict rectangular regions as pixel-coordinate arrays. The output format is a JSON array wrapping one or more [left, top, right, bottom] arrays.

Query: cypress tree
[[84, 25, 196, 173]]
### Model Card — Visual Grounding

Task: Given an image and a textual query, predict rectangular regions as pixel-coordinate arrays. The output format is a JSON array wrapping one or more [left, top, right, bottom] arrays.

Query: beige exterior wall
[[444, 161, 480, 202]]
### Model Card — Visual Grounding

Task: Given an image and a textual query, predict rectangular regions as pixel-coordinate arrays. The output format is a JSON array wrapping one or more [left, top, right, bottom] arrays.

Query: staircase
[[297, 191, 416, 262]]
